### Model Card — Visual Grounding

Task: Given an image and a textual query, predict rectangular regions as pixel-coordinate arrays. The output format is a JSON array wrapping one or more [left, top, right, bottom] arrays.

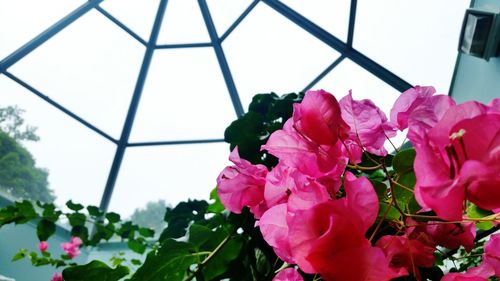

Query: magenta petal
[[51, 272, 64, 281], [376, 234, 435, 276], [288, 201, 369, 273], [38, 241, 49, 252], [217, 147, 268, 215], [390, 86, 436, 130], [318, 245, 395, 281], [484, 233, 500, 277], [339, 91, 396, 157], [441, 263, 495, 281], [406, 95, 455, 144], [264, 162, 294, 208], [272, 268, 304, 281], [263, 119, 347, 177], [343, 172, 378, 233], [425, 222, 476, 252], [258, 204, 294, 263], [293, 89, 347, 145]]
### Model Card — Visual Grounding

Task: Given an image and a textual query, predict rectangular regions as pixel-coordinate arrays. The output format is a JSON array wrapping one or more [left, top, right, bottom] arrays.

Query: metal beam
[[128, 138, 225, 147], [198, 0, 245, 117], [303, 55, 345, 92], [156, 42, 212, 49], [262, 0, 412, 92], [99, 0, 168, 212], [0, 0, 104, 72], [95, 6, 147, 46], [220, 0, 260, 42], [347, 0, 357, 47], [3, 71, 117, 144]]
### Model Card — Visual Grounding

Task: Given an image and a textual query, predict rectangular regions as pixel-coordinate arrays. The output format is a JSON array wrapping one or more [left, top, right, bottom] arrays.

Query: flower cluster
[[217, 88, 500, 281], [61, 236, 83, 259]]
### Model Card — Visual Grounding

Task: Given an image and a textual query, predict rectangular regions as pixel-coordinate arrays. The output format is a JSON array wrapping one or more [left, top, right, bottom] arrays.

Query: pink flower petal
[[258, 204, 294, 263], [292, 89, 348, 145], [38, 241, 49, 252], [272, 268, 304, 281], [217, 147, 268, 217], [339, 91, 396, 157], [390, 86, 436, 130], [343, 172, 378, 233]]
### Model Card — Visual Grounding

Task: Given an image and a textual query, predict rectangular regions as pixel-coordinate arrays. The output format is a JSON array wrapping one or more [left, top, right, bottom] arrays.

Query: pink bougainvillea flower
[[286, 174, 331, 213], [339, 91, 397, 160], [342, 172, 379, 232], [264, 162, 295, 208], [38, 241, 49, 252], [389, 86, 455, 145], [376, 234, 436, 278], [272, 268, 304, 281], [483, 233, 500, 277], [217, 147, 269, 218], [413, 101, 500, 221], [262, 119, 348, 178], [292, 89, 348, 145], [423, 222, 476, 252], [258, 203, 294, 263], [70, 237, 82, 247], [441, 263, 495, 281], [61, 236, 82, 259], [408, 218, 476, 252], [50, 272, 63, 281], [390, 86, 437, 130], [288, 201, 394, 281]]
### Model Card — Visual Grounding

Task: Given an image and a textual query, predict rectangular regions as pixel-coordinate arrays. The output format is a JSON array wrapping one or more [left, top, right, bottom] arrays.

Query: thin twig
[[184, 235, 232, 281]]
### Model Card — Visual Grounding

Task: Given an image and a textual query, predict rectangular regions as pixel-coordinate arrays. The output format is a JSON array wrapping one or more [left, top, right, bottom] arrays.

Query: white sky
[[0, 0, 469, 217]]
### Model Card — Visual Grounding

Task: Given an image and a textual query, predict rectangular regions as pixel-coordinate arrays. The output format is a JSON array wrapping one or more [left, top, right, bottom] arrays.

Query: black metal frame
[[0, 0, 415, 213]]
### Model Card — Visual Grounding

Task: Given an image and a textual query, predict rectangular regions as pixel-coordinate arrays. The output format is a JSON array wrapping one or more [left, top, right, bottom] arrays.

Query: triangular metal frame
[[0, 0, 412, 213]]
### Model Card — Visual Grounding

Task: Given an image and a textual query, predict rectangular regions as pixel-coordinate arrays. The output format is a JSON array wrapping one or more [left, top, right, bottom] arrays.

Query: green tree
[[0, 105, 55, 202], [0, 105, 39, 141], [129, 200, 168, 235]]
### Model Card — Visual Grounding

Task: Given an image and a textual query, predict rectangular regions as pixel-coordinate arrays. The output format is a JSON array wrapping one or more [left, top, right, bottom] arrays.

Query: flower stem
[[184, 234, 232, 281]]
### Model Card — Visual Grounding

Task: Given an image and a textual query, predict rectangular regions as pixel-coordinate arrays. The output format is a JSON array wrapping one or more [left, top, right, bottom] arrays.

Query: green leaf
[[224, 112, 266, 164], [68, 213, 86, 227], [87, 205, 103, 217], [63, 260, 129, 281], [0, 200, 38, 226], [139, 227, 155, 238], [128, 238, 147, 254], [116, 221, 138, 240], [188, 224, 213, 249], [467, 205, 495, 230], [40, 203, 61, 222], [105, 212, 121, 223], [393, 172, 416, 210], [392, 148, 416, 175], [37, 219, 56, 241], [378, 201, 401, 221], [66, 200, 84, 212], [71, 225, 89, 242], [207, 187, 225, 214], [254, 247, 272, 276], [131, 259, 142, 266], [370, 180, 388, 200], [203, 236, 244, 280], [129, 239, 197, 281], [96, 223, 115, 241], [160, 200, 208, 241], [12, 249, 28, 262]]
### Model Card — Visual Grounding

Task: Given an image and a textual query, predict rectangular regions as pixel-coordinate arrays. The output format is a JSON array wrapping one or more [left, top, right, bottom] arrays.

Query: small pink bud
[[38, 241, 49, 252], [50, 272, 63, 281], [70, 236, 83, 247]]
